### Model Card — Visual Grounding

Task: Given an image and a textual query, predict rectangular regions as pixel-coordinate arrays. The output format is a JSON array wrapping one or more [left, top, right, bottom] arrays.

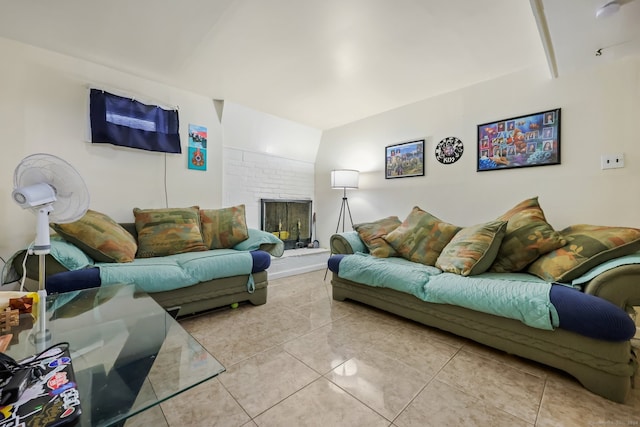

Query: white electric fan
[[12, 153, 90, 345]]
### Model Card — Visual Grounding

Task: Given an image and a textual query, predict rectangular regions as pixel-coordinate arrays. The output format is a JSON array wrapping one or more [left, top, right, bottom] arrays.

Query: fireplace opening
[[261, 199, 312, 250]]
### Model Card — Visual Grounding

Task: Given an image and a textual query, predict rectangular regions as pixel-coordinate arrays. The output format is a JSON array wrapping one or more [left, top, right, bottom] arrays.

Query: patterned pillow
[[489, 197, 566, 273], [527, 224, 640, 282], [200, 205, 250, 249], [354, 216, 402, 257], [51, 209, 137, 263], [384, 206, 461, 266], [133, 206, 207, 258], [436, 220, 508, 276]]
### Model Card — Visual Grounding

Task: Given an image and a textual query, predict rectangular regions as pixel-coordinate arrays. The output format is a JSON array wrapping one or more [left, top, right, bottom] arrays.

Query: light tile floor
[[132, 270, 640, 426]]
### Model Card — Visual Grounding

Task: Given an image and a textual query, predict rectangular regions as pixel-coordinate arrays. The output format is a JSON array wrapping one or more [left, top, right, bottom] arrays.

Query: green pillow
[[527, 224, 640, 282], [49, 235, 95, 270], [384, 206, 461, 266], [200, 205, 250, 249], [51, 209, 137, 263], [134, 207, 207, 258], [233, 228, 285, 257], [354, 216, 401, 257], [436, 220, 508, 276], [489, 197, 565, 273]]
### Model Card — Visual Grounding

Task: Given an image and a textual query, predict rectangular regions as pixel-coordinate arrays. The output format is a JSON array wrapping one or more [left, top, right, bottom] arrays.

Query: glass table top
[[4, 284, 225, 427]]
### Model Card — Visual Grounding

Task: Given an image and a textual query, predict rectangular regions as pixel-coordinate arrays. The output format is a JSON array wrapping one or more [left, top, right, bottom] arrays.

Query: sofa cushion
[[200, 205, 249, 249], [46, 236, 96, 270], [436, 220, 508, 276], [527, 224, 640, 282], [489, 197, 565, 272], [133, 206, 207, 258], [384, 206, 461, 266], [354, 216, 402, 257], [51, 209, 137, 263]]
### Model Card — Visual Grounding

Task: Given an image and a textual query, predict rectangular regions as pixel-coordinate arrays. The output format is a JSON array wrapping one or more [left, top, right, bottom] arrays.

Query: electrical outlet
[[601, 153, 625, 169]]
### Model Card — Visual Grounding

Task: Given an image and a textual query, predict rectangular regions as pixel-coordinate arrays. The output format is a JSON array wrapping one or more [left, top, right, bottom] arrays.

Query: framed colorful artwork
[[385, 139, 425, 179], [188, 124, 207, 171], [477, 108, 561, 172]]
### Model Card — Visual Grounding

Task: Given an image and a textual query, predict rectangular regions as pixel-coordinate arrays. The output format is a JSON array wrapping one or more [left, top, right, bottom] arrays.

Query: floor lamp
[[325, 169, 359, 280], [331, 169, 359, 232]]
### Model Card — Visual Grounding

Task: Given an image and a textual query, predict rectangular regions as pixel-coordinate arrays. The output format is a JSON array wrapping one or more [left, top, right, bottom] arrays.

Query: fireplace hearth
[[261, 199, 312, 250]]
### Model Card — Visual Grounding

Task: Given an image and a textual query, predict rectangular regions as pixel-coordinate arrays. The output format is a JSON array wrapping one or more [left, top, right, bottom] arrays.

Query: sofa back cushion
[[436, 220, 508, 276], [51, 209, 137, 263], [384, 206, 461, 266], [133, 206, 207, 258], [489, 197, 565, 273], [527, 224, 640, 282], [353, 216, 401, 257], [200, 205, 250, 249]]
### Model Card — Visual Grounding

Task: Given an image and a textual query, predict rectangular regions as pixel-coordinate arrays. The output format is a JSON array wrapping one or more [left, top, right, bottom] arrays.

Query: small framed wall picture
[[385, 139, 425, 179], [188, 124, 207, 171]]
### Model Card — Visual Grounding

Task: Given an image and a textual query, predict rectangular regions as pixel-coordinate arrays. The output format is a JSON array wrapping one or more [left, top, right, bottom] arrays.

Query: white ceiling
[[0, 0, 638, 130], [535, 0, 640, 77]]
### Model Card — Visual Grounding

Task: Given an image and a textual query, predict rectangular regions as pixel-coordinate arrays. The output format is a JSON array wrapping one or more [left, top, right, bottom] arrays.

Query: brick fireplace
[[261, 199, 312, 250]]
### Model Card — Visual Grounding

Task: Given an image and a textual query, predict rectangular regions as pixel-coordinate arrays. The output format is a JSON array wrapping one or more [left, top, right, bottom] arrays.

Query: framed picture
[[188, 124, 207, 171], [477, 108, 561, 172], [385, 139, 425, 179]]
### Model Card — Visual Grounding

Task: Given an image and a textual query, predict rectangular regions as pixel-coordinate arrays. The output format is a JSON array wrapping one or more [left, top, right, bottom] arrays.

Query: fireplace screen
[[261, 199, 312, 250]]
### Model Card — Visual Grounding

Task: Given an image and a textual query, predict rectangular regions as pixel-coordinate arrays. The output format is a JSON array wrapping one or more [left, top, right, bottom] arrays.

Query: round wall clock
[[435, 136, 464, 164]]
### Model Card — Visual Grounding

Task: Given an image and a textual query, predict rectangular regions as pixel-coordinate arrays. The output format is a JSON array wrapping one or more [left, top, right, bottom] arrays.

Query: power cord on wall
[[164, 152, 169, 208]]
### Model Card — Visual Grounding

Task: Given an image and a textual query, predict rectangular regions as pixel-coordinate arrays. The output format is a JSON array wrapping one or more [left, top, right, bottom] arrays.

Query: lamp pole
[[335, 187, 354, 233]]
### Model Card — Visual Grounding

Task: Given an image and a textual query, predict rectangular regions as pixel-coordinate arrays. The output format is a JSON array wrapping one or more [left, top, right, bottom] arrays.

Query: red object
[[9, 297, 33, 314]]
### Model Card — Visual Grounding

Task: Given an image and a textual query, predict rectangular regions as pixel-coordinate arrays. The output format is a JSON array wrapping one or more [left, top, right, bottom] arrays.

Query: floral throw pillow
[[134, 206, 207, 258], [384, 206, 461, 266], [354, 216, 402, 257], [527, 224, 640, 282], [489, 197, 565, 273], [51, 209, 137, 263], [436, 220, 508, 276], [200, 205, 250, 249]]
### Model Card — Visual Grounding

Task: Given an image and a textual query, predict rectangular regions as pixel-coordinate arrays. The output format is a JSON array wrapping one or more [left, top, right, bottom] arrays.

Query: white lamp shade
[[331, 169, 359, 189]]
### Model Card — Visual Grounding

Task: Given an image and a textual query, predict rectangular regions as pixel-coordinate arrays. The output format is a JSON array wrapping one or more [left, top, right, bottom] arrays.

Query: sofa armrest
[[12, 251, 71, 282], [581, 264, 640, 311], [7, 236, 95, 285], [330, 231, 368, 255]]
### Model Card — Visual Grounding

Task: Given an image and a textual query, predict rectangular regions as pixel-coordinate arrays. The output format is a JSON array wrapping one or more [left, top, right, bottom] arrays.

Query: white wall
[[314, 57, 640, 247], [221, 102, 321, 229], [223, 147, 315, 228], [0, 37, 223, 262], [221, 102, 322, 163]]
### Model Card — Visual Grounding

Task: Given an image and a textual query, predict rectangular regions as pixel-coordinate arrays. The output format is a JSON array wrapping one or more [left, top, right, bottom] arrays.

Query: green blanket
[[98, 249, 253, 293], [1, 229, 284, 292], [338, 253, 559, 330]]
